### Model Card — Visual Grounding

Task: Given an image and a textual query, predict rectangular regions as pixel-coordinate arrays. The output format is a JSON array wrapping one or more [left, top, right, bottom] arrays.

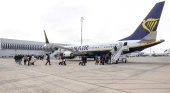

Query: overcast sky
[[0, 0, 170, 53]]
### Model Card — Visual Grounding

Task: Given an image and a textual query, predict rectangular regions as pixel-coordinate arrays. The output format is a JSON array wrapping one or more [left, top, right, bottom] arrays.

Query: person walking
[[45, 54, 51, 65], [82, 55, 87, 66], [23, 55, 28, 65]]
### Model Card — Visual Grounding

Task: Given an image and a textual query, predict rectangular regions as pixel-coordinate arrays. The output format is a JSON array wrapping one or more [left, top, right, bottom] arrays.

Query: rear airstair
[[111, 42, 129, 64]]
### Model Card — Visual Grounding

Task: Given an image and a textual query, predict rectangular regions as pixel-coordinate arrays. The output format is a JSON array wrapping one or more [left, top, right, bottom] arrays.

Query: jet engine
[[63, 51, 75, 59]]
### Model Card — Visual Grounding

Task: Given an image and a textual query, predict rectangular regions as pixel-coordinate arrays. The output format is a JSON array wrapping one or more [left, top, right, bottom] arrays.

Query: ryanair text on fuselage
[[69, 45, 89, 51]]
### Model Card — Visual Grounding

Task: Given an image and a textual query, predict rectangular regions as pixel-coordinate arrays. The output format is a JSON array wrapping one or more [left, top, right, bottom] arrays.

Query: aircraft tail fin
[[119, 1, 165, 41]]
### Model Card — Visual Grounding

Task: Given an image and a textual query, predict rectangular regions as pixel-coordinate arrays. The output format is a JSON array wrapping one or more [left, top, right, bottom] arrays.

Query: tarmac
[[0, 57, 170, 93]]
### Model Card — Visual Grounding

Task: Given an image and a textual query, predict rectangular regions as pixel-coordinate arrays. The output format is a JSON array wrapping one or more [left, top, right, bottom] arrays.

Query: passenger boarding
[[44, 1, 165, 59]]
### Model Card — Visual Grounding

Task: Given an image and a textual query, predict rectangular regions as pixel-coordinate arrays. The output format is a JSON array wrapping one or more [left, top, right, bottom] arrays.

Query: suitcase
[[59, 61, 66, 65], [79, 62, 83, 65]]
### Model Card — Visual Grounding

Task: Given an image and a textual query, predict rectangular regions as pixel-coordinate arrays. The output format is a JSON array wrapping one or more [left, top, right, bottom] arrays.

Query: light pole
[[81, 17, 84, 45]]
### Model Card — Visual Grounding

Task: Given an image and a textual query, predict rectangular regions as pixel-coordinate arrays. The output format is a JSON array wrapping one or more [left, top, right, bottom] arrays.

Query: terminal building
[[0, 38, 58, 57]]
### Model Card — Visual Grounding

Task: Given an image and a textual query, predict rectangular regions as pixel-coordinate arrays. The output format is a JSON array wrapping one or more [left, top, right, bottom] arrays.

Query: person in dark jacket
[[23, 55, 28, 65], [102, 54, 105, 65], [82, 55, 87, 66], [28, 55, 31, 66], [114, 46, 117, 52], [99, 55, 102, 65], [81, 55, 84, 66], [45, 54, 51, 65], [14, 54, 18, 63], [61, 54, 66, 65], [18, 54, 22, 65]]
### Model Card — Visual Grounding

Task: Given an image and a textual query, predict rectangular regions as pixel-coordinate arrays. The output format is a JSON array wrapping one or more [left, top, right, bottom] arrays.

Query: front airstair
[[50, 50, 60, 59]]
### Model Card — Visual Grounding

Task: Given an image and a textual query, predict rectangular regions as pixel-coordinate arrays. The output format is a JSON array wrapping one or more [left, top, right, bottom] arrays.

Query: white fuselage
[[49, 39, 163, 58], [64, 40, 141, 52], [59, 40, 150, 58]]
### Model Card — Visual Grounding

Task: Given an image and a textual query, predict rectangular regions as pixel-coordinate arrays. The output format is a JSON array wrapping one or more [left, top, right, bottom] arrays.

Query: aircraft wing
[[43, 30, 83, 54], [53, 43, 73, 46], [45, 43, 82, 54]]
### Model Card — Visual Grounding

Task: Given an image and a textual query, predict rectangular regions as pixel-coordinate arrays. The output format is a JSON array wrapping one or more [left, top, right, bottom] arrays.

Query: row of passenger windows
[[88, 46, 115, 49], [69, 46, 116, 50], [0, 43, 58, 50]]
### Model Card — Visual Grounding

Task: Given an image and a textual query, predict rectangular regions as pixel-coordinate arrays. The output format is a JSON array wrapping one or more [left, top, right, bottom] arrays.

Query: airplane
[[141, 52, 151, 57], [44, 1, 165, 59], [126, 51, 144, 57], [152, 51, 168, 57], [164, 49, 170, 56], [140, 50, 169, 57]]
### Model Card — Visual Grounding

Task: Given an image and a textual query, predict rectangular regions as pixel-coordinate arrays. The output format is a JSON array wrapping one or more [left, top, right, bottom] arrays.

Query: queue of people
[[14, 54, 44, 66], [95, 54, 111, 65], [13, 52, 113, 66], [94, 46, 118, 65]]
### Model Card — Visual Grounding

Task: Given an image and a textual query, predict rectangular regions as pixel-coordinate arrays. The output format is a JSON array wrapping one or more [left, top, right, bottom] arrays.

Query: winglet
[[44, 30, 49, 44]]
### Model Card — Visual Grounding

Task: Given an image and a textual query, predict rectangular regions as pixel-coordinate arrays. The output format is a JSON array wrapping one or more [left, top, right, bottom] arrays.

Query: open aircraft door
[[100, 45, 104, 51]]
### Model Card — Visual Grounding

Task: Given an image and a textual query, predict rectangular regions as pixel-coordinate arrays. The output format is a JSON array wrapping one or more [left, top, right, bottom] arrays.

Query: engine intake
[[63, 51, 75, 59]]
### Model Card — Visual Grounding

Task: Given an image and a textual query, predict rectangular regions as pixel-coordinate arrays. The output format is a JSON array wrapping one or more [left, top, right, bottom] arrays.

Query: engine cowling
[[63, 51, 75, 59]]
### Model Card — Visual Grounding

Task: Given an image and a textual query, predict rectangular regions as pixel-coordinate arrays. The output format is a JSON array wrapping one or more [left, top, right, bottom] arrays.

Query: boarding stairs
[[50, 50, 60, 59], [46, 48, 64, 59], [111, 42, 129, 64]]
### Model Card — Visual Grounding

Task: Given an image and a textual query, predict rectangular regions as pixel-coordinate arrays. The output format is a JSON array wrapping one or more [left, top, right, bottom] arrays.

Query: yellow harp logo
[[142, 18, 159, 33]]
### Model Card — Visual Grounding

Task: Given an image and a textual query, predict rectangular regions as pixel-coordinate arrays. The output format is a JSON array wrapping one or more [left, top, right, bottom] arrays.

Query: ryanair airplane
[[44, 1, 165, 59]]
